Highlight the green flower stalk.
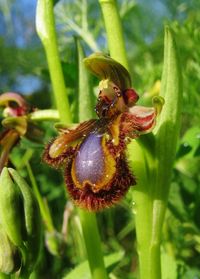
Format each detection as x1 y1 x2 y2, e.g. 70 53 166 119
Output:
36 0 71 123
36 2 108 278
77 41 108 279
76 39 94 121
100 1 182 277
28 109 59 122
130 27 182 279
154 26 182 199
99 0 129 71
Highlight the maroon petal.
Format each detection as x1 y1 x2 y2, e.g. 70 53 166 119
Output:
43 142 76 169
120 106 156 138
42 119 97 168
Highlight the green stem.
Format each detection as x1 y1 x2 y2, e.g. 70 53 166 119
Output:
0 273 10 279
99 2 182 279
36 0 71 123
26 162 55 233
19 267 30 279
77 40 108 279
130 27 182 279
76 39 93 121
128 141 162 279
36 2 107 278
128 138 164 279
79 210 108 279
28 109 59 122
99 0 129 71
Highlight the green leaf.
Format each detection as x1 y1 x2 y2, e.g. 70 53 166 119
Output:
62 251 124 279
0 273 10 279
40 62 77 88
179 126 200 158
154 25 182 199
176 143 192 159
36 0 71 123
61 62 78 88
168 182 188 222
161 252 177 279
180 265 200 279
175 157 200 177
53 0 60 5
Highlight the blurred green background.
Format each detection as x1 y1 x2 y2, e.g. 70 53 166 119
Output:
0 0 200 278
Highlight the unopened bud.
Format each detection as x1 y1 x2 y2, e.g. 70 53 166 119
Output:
0 224 21 274
8 168 42 271
45 231 66 257
0 168 25 247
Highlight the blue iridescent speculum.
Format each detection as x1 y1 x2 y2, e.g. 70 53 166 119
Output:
74 133 105 187
43 53 163 211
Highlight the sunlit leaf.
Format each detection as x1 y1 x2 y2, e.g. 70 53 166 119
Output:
63 251 124 279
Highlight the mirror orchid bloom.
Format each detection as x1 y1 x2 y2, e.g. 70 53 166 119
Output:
43 53 163 211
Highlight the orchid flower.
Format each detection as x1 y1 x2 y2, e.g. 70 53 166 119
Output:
43 53 164 211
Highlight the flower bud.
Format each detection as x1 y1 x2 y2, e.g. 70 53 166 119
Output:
8 168 42 270
0 168 25 247
45 231 66 257
0 224 21 274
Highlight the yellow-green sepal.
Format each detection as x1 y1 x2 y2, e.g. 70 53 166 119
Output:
84 52 131 90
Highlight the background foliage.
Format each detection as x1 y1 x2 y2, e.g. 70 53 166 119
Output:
0 0 200 278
